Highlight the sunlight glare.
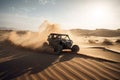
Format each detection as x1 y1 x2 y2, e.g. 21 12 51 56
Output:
91 5 110 21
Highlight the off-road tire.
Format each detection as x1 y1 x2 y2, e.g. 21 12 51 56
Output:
54 45 63 55
43 42 49 47
71 45 79 52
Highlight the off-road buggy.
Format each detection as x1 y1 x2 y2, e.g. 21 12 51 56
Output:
47 33 79 54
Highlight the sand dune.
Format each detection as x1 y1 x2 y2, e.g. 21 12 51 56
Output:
0 34 120 80
0 21 120 80
70 29 120 37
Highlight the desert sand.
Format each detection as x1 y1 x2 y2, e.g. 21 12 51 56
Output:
0 22 120 80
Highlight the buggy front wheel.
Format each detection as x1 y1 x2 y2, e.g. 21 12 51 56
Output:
71 45 79 53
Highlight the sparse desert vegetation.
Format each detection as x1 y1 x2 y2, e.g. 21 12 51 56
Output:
88 39 96 43
102 39 113 45
115 39 120 43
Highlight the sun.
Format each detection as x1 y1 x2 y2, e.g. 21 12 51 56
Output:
61 2 114 30
85 3 113 29
92 9 105 19
91 6 108 21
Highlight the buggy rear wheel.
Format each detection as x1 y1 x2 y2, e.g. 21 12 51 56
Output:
54 45 63 55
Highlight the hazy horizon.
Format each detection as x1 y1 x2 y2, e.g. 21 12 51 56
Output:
0 0 120 31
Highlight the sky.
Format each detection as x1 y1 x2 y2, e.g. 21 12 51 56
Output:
0 0 120 31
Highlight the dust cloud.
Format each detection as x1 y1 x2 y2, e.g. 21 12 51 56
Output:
8 20 63 52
